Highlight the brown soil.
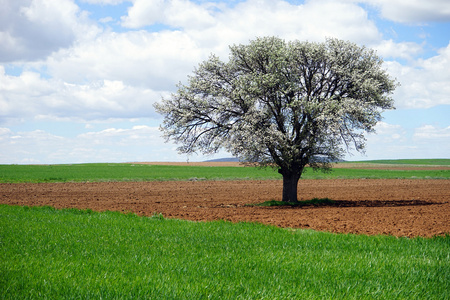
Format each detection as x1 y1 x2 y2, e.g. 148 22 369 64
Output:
2 179 449 238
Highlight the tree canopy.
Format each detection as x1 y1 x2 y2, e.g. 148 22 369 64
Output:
154 37 398 202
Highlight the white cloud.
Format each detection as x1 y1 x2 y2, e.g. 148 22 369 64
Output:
99 16 114 23
3 0 443 126
2 0 449 163
410 125 450 158
385 43 450 109
78 125 162 146
121 0 166 28
173 0 383 61
354 121 450 160
121 0 216 29
0 123 232 163
366 121 408 147
0 127 13 141
121 0 381 51
0 0 100 62
0 125 182 164
372 121 406 136
374 39 423 60
413 125 450 139
363 0 450 23
0 67 162 123
347 121 411 160
295 0 380 43
0 129 65 163
80 0 126 4
45 30 203 90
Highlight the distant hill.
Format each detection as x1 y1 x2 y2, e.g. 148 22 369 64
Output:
204 157 241 162
205 157 346 163
205 157 346 162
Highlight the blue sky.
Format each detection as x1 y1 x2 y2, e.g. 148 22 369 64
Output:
1 0 449 164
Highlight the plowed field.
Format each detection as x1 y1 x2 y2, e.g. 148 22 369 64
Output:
2 179 449 237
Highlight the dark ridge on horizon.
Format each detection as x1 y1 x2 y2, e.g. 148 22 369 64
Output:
204 157 347 163
204 157 241 162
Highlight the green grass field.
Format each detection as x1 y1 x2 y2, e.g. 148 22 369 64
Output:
1 159 449 298
1 205 449 299
348 159 450 166
1 158 449 183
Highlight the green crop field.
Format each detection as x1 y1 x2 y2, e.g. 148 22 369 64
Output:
1 205 449 299
0 163 281 183
1 159 449 298
1 158 449 183
348 159 450 166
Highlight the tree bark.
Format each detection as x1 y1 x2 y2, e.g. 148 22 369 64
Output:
278 169 301 203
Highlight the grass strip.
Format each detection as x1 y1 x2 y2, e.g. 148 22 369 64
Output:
0 163 280 183
1 163 449 183
302 167 450 179
348 159 450 166
1 205 449 299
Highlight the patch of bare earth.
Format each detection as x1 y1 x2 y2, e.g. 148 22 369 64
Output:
1 179 449 237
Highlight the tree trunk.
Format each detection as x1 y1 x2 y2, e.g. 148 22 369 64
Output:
278 169 301 203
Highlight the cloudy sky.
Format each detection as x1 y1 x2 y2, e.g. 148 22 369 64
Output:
1 0 449 164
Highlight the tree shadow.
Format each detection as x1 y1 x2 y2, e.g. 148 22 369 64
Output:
324 199 441 208
263 199 443 209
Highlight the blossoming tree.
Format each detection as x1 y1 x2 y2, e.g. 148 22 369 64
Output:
154 37 397 202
